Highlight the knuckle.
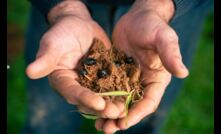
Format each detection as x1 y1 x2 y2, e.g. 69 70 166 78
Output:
157 27 179 45
40 33 53 46
166 30 178 43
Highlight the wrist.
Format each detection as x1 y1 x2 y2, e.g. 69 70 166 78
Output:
132 0 175 22
48 0 91 25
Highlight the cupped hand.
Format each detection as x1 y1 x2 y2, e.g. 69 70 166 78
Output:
26 1 124 119
96 0 189 133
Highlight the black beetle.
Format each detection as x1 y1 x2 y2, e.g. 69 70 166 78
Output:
114 61 121 67
124 57 134 64
83 58 96 65
78 69 88 76
97 69 108 78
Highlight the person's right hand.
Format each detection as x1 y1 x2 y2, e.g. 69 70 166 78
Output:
26 0 125 119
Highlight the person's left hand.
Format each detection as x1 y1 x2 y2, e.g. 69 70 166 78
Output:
94 0 189 133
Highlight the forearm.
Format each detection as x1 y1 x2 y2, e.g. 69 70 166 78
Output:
48 0 91 24
131 0 205 23
29 0 91 25
130 0 175 22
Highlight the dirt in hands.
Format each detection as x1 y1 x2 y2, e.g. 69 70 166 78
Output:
76 38 144 104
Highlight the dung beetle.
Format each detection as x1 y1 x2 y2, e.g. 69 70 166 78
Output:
124 57 134 64
97 69 108 78
83 58 96 65
114 61 121 67
78 69 88 76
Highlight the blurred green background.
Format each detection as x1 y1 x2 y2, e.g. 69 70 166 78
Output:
7 0 214 134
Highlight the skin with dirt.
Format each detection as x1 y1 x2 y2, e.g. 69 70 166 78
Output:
76 38 144 105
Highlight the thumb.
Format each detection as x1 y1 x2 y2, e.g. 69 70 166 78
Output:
26 42 60 79
156 26 189 78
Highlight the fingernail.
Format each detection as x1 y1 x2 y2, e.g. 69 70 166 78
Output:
112 128 120 134
178 63 189 78
178 62 185 69
182 63 189 72
179 63 188 72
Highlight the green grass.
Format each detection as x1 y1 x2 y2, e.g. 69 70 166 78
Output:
7 1 29 133
7 55 27 134
7 0 30 29
7 1 214 133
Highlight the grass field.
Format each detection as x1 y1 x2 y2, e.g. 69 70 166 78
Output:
7 1 214 134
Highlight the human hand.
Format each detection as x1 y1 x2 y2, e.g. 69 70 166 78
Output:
26 1 124 119
95 0 189 133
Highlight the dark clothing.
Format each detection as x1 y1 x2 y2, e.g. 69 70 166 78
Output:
23 0 213 134
29 0 211 23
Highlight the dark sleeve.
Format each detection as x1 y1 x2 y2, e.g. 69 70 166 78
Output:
29 0 62 20
172 0 206 20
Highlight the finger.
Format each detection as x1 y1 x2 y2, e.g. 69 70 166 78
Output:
156 26 189 78
117 82 168 130
95 118 106 131
49 69 106 110
26 37 62 79
26 53 60 79
77 105 97 115
103 120 120 134
113 100 126 118
101 101 120 119
78 100 124 119
78 101 120 119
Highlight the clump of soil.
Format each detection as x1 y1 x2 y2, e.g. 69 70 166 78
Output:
76 38 144 104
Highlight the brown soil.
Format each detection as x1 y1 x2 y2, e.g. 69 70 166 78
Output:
76 38 144 104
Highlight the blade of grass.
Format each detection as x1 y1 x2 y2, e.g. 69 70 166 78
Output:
80 113 99 120
125 94 132 115
96 91 130 96
125 93 132 127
